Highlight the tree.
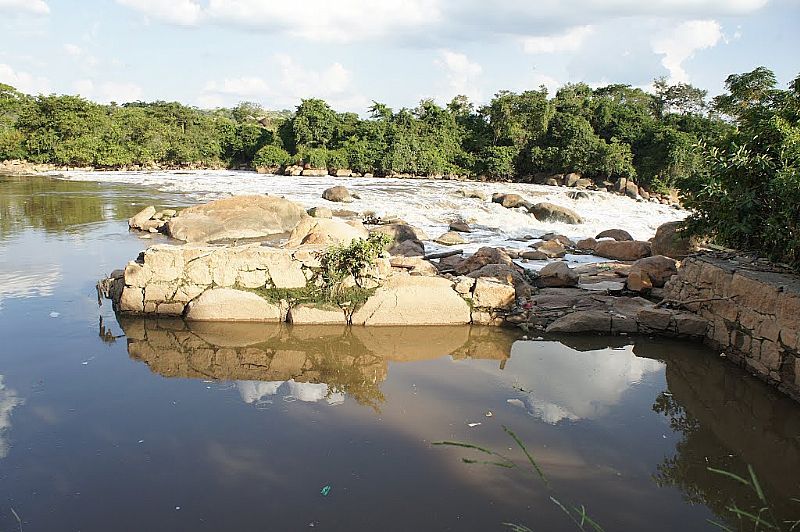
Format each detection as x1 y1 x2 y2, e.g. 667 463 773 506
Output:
290 98 340 149
653 77 708 116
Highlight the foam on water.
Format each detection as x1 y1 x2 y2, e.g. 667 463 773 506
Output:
53 170 685 257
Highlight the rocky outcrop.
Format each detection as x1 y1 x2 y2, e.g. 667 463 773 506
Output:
492 193 531 209
166 195 308 243
663 253 800 401
528 202 583 225
185 288 284 321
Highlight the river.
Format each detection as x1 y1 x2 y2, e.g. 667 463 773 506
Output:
0 172 798 531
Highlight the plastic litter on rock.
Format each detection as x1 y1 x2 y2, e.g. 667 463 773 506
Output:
320 485 331 496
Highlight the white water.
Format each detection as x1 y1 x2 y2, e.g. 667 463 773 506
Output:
53 170 685 260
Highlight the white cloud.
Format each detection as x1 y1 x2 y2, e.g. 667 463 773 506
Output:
522 26 594 54
198 55 369 112
652 19 723 83
434 49 483 103
69 79 144 103
116 0 202 26
0 376 24 459
64 43 83 56
0 63 50 94
0 0 49 15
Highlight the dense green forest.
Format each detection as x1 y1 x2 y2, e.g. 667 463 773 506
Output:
0 73 741 190
1 67 798 267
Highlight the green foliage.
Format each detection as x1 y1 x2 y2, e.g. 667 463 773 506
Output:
680 67 800 270
296 146 329 168
319 233 391 290
252 144 289 169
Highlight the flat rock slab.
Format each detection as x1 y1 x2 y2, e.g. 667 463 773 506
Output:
351 275 471 326
185 288 283 322
166 195 308 243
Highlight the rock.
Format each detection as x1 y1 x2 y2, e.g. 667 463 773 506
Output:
546 310 611 333
595 229 633 241
576 238 597 251
307 206 333 218
651 221 699 260
332 168 353 177
351 275 471 325
520 250 548 260
630 255 677 287
287 304 346 325
302 168 328 177
564 173 581 187
614 178 639 199
286 217 369 247
531 240 566 258
185 288 283 322
129 206 156 229
435 231 467 246
575 179 593 189
637 308 673 331
449 220 472 233
322 186 353 203
389 239 425 257
626 268 653 292
389 256 439 276
567 190 590 200
545 178 560 186
537 262 578 288
492 193 531 209
454 247 513 275
594 240 651 261
466 264 532 299
459 189 488 201
371 222 429 244
528 202 583 224
166 195 307 243
472 277 516 309
540 233 574 247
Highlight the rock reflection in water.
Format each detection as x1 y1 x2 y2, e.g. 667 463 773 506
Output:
634 341 800 526
118 318 516 409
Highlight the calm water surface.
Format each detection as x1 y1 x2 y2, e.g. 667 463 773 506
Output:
1 174 799 531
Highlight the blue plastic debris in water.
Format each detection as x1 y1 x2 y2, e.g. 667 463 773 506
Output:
320 485 331 496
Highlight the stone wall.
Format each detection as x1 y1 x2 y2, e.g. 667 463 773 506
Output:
664 254 800 401
107 243 517 326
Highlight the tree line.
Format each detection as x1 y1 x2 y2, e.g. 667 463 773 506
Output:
1 74 734 190
1 67 798 267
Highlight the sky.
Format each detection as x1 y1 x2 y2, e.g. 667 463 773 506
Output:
0 0 798 114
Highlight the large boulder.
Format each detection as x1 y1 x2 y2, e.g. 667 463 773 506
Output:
531 240 566 258
472 277 516 309
435 231 467 246
594 240 651 261
185 288 283 322
129 206 156 229
322 186 353 203
285 217 369 247
628 255 678 288
528 202 583 224
166 195 307 243
454 247 513 275
596 229 633 241
389 239 425 257
536 262 578 288
651 221 699 260
466 264 532 298
371 222 429 244
492 193 531 209
351 275 471 326
546 310 611 333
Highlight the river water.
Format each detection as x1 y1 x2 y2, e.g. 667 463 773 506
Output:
1 173 799 531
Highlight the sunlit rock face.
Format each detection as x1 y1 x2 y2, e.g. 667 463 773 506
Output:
0 376 24 459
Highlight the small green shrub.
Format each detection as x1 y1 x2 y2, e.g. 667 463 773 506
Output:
320 234 391 293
